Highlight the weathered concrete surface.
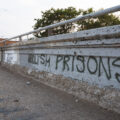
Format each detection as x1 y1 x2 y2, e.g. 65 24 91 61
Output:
0 67 120 120
2 63 120 114
3 25 120 89
1 25 120 114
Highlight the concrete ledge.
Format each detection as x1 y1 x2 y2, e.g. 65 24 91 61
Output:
2 63 120 114
5 25 120 48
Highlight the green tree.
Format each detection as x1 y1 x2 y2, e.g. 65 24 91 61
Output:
33 7 120 37
33 7 82 37
77 8 120 30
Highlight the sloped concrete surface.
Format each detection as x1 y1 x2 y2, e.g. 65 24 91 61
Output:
0 67 120 120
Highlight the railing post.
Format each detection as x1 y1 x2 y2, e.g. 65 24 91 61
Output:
0 47 4 64
4 41 6 47
48 29 53 36
27 35 29 40
19 37 22 42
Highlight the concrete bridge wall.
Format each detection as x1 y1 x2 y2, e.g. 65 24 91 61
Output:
1 25 120 113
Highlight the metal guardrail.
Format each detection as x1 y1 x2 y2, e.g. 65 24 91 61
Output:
1 5 120 44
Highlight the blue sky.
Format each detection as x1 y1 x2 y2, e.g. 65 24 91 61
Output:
0 0 120 38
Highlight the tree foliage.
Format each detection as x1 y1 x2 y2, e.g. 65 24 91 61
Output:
77 8 120 31
34 7 81 37
33 7 120 37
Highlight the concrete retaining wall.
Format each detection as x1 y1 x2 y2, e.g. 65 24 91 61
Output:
1 25 120 113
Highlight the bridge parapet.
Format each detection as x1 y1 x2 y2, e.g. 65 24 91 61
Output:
1 25 120 113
